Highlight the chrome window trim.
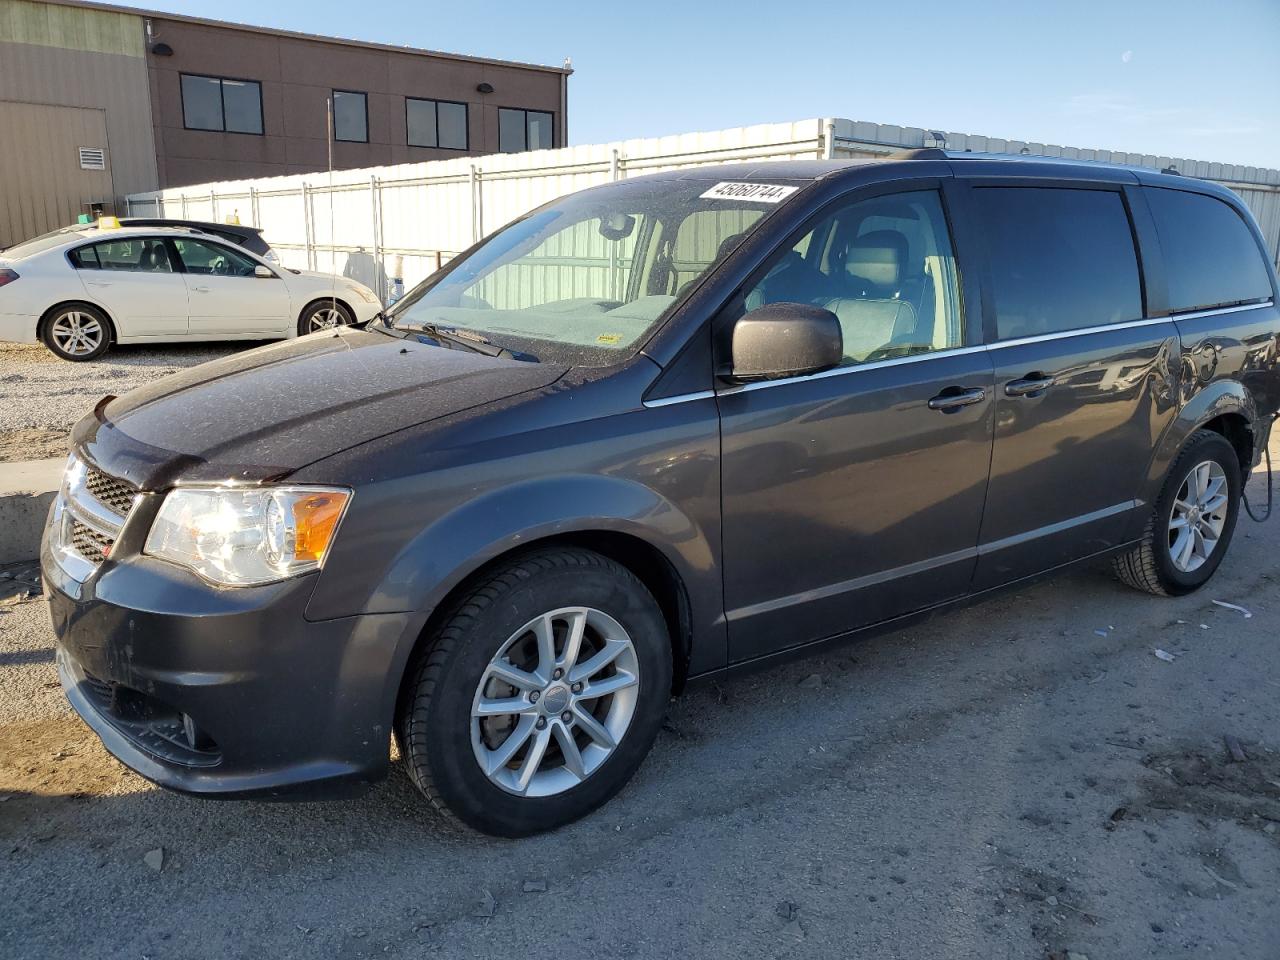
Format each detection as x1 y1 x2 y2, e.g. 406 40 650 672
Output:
669 300 1276 402
1167 300 1273 322
643 390 715 409
987 316 1171 350
718 344 989 395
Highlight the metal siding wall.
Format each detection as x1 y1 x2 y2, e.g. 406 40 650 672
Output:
0 100 114 245
126 117 1280 291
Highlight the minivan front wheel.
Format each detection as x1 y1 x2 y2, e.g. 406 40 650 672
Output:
396 548 672 836
1113 429 1242 596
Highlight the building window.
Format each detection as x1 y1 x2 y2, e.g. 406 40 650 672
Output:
332 90 368 143
498 108 554 153
181 74 263 134
406 98 468 150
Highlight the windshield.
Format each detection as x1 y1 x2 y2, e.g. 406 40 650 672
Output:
387 177 805 365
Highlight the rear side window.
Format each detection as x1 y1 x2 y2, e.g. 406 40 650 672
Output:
69 245 100 269
975 187 1142 340
1146 188 1273 313
83 238 174 273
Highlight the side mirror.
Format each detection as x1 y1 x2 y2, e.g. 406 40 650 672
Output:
254 264 275 278
727 302 843 382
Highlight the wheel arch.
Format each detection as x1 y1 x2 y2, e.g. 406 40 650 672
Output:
1140 380 1258 510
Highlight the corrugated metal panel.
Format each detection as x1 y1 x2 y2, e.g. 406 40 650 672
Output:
0 0 143 56
127 117 1280 292
0 99 114 246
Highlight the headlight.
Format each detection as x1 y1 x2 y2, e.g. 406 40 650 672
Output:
144 485 351 586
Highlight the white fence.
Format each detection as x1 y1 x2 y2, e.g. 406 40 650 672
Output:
126 117 1280 301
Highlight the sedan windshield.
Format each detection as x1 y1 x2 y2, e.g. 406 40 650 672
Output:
387 177 805 365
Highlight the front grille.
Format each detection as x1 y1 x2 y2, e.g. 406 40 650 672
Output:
85 469 136 517
70 519 112 563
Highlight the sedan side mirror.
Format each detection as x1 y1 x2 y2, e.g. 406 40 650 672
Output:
254 264 275 278
727 302 843 382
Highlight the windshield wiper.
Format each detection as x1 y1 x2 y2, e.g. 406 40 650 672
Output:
411 322 538 362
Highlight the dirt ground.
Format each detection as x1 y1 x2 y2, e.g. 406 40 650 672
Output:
1 463 1278 959
0 342 245 462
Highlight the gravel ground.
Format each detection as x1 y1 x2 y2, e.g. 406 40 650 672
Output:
0 342 249 461
1 450 1278 959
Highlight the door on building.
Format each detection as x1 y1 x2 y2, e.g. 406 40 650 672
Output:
0 100 115 248
169 237 291 335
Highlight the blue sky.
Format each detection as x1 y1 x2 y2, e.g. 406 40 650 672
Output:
128 0 1279 167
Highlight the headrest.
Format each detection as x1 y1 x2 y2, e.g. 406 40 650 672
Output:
845 230 906 289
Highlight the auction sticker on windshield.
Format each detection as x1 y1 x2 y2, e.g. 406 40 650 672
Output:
700 182 799 203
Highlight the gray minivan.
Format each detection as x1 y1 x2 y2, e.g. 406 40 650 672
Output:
44 152 1280 835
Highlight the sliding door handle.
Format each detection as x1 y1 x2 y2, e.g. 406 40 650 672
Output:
1005 374 1055 397
927 387 987 411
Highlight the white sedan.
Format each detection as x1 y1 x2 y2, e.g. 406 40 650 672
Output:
0 225 382 360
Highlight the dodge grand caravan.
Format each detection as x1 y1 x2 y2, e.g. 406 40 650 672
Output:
44 153 1280 836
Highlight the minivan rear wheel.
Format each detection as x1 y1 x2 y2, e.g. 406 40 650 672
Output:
396 548 672 836
1113 429 1242 596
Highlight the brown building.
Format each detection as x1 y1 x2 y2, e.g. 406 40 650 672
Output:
0 0 571 245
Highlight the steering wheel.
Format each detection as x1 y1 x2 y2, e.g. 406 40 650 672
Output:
211 257 230 276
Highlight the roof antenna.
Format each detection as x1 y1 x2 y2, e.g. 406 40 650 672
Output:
327 95 339 335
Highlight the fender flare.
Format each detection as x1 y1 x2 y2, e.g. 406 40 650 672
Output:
372 473 715 616
363 473 724 717
1139 379 1257 509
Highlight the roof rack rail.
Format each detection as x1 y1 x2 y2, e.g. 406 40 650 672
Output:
886 148 949 161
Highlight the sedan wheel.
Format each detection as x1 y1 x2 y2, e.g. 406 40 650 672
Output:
299 300 354 335
42 305 111 361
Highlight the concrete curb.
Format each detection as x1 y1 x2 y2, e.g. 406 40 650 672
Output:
0 458 63 563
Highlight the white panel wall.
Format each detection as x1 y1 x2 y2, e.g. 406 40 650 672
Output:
126 116 1280 299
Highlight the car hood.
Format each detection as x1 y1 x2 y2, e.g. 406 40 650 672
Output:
72 328 566 489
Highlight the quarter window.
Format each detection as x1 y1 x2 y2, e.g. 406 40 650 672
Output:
498 108 554 153
172 238 258 277
74 238 173 272
1146 188 1273 313
742 190 964 365
975 187 1142 340
181 75 263 135
407 98 468 150
333 91 368 143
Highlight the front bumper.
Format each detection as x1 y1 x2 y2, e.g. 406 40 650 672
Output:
43 522 417 799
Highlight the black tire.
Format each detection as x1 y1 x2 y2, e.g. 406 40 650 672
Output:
40 303 112 361
297 299 354 336
396 548 672 837
1113 429 1242 596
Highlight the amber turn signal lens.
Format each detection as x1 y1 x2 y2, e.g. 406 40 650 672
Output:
291 490 350 562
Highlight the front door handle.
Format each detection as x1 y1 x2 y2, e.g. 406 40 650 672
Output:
1005 374 1056 397
191 285 210 293
927 386 987 411
84 280 112 287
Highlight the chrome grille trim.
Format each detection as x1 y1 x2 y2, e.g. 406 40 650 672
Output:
85 469 137 517
49 456 136 583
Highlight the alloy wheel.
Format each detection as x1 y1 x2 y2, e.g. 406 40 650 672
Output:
50 311 104 357
470 606 640 798
1168 459 1228 573
307 305 344 332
